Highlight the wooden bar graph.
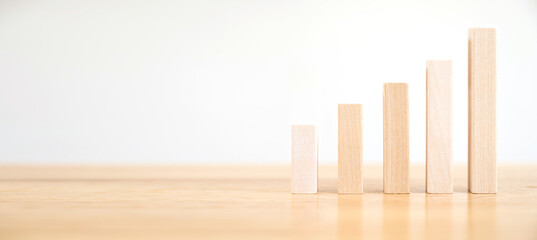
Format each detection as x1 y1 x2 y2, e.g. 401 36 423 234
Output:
383 83 409 194
286 27 498 195
291 125 318 193
426 60 453 193
338 104 363 194
468 28 497 194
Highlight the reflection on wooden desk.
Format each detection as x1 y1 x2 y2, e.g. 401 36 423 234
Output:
0 165 536 240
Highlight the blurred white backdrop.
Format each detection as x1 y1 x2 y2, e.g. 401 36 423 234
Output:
1 0 536 165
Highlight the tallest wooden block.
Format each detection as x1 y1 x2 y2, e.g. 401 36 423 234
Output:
468 28 497 193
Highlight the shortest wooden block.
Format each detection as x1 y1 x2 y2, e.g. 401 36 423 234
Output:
291 125 318 193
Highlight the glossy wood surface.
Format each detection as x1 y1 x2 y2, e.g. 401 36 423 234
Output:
1 165 536 240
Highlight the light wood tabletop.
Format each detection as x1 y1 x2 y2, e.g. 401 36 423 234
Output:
1 165 536 240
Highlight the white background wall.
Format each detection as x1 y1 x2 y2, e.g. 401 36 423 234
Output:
1 0 536 165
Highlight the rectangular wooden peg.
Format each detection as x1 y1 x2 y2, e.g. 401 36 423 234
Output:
468 28 497 194
383 83 409 194
338 104 363 194
426 60 453 193
291 125 318 193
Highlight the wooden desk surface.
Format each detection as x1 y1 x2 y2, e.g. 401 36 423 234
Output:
1 165 536 240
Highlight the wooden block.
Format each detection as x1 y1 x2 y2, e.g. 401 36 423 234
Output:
426 60 453 193
338 104 363 194
291 125 318 193
383 83 409 194
468 28 497 193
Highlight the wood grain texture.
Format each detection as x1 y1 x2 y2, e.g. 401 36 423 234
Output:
426 60 453 193
338 104 363 194
468 28 497 194
1 165 537 240
291 125 318 193
383 83 409 194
